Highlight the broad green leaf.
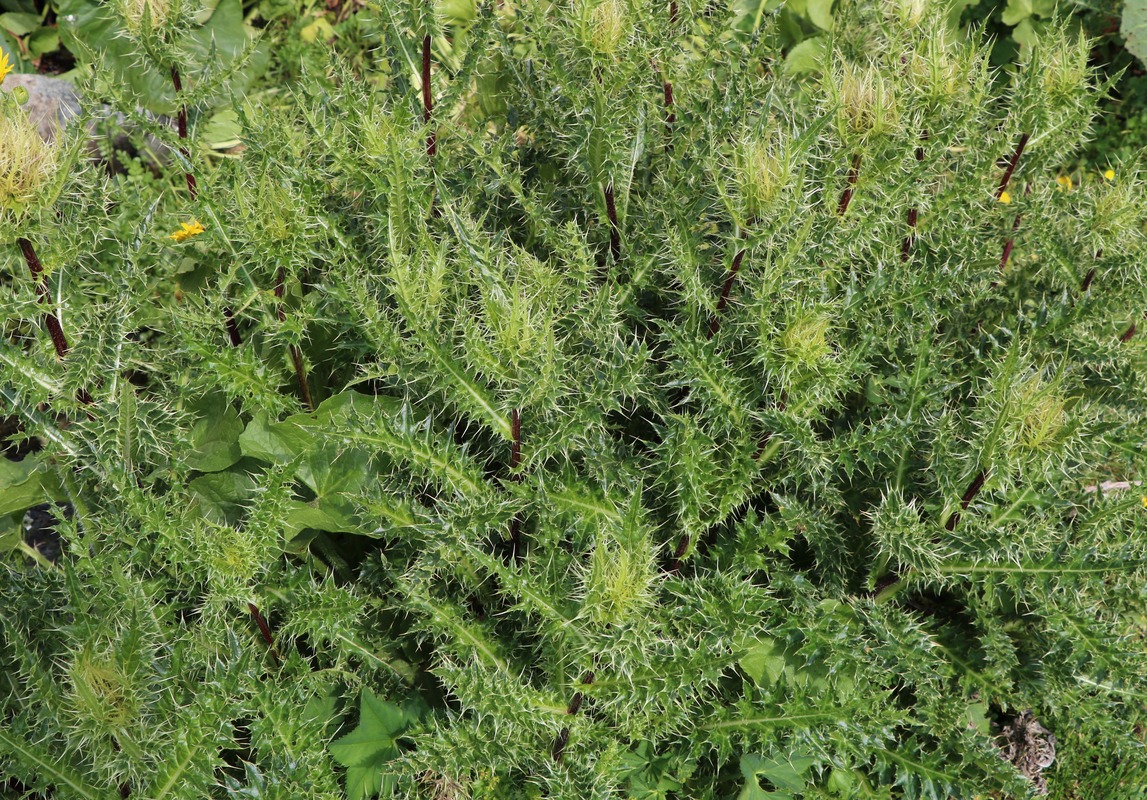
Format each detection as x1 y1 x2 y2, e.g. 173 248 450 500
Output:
201 109 243 150
0 11 39 35
740 638 788 687
184 394 244 472
26 26 58 56
329 689 407 768
806 0 833 31
239 414 316 464
329 690 415 799
1001 0 1032 26
189 471 258 524
297 444 371 499
0 456 48 516
1124 0 1147 65
738 753 816 800
784 37 826 75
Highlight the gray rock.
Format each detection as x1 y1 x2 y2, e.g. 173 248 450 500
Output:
1 71 169 163
1 73 82 141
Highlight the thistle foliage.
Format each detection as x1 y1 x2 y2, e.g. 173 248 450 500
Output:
1 2 1146 799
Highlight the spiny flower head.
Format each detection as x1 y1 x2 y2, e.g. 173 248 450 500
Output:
169 220 205 242
116 0 183 35
578 0 630 57
734 131 793 222
831 60 899 140
0 107 59 216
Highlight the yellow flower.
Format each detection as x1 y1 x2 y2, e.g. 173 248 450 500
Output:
0 49 12 87
998 190 1012 204
1142 496 1147 509
1104 169 1115 181
169 220 205 242
1056 175 1072 191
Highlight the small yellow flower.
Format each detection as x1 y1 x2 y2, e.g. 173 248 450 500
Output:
1104 169 1115 181
998 190 1012 204
169 220 205 242
0 49 12 87
1056 175 1073 191
1141 496 1147 509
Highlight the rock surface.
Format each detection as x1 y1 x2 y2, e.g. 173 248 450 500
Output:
1 73 84 141
1 71 168 162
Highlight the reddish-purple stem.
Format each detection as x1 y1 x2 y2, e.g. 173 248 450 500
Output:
551 728 570 762
552 671 594 761
604 184 620 261
1080 268 1096 293
170 67 197 200
274 266 314 411
666 533 690 574
669 0 678 25
838 154 861 215
1119 321 1137 343
945 469 987 532
708 246 746 338
422 35 436 158
996 133 1029 200
999 216 1021 271
901 141 925 261
248 603 281 664
224 307 243 346
18 238 70 359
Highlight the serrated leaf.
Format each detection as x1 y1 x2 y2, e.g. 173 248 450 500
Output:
805 0 833 30
184 394 244 472
738 752 816 799
329 689 407 769
0 11 39 35
784 37 826 75
740 638 789 687
239 414 316 464
1001 0 1032 26
0 456 48 516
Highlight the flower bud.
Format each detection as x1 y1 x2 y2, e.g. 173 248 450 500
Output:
783 311 832 367
735 133 791 221
580 0 630 57
0 107 59 216
833 61 898 139
116 0 176 35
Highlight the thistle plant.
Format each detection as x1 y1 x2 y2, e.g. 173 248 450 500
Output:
2 1 1147 799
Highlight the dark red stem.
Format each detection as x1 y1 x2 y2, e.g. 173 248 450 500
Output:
708 245 746 338
604 184 620 261
838 154 861 215
666 533 689 574
275 266 314 411
170 67 198 200
1080 268 1096 293
945 469 987 531
901 141 925 261
247 603 281 664
552 671 594 761
996 133 1029 200
224 307 243 346
18 237 70 360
